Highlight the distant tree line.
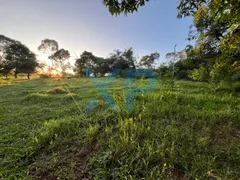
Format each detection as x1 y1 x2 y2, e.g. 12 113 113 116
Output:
0 35 160 79
74 48 159 77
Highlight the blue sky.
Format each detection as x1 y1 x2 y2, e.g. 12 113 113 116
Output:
0 0 193 64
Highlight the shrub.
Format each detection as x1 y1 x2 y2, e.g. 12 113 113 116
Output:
189 66 209 82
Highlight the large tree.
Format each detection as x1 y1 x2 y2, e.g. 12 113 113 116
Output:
178 0 240 82
49 48 71 76
38 39 72 77
0 35 16 53
20 52 39 79
2 42 38 79
0 35 18 78
75 51 96 77
108 48 136 70
38 39 59 66
92 57 111 77
38 39 59 76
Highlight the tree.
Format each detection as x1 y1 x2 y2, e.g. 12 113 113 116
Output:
49 48 71 76
3 42 38 79
0 35 16 56
38 39 72 77
38 39 59 63
0 62 12 79
157 64 169 77
139 52 160 69
35 62 47 74
75 51 96 77
74 49 137 78
38 39 59 76
178 0 240 83
20 52 39 79
109 48 136 69
92 57 111 77
0 35 18 78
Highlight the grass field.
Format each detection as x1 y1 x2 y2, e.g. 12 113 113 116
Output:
0 78 240 179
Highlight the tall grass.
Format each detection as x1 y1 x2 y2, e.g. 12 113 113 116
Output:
0 78 239 179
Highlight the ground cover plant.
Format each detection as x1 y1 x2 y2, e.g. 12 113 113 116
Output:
0 78 239 179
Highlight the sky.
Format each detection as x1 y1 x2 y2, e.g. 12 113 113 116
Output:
0 0 193 65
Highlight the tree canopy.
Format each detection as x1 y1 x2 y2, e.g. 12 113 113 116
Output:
139 52 160 69
38 39 71 77
103 0 150 15
1 40 38 79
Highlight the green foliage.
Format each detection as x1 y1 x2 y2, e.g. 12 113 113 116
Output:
190 66 209 82
215 82 240 93
103 0 150 15
108 48 136 70
36 117 85 146
233 82 240 92
1 40 38 79
75 51 96 77
177 0 240 83
139 52 160 69
38 39 71 77
38 39 59 55
49 48 71 76
177 0 207 18
0 35 39 79
75 48 137 78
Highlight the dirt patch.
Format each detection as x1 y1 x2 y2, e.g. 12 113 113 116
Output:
29 141 98 180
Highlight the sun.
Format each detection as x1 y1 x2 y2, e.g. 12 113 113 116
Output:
51 69 58 75
37 53 51 66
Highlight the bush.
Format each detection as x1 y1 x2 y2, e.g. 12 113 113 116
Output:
189 66 209 82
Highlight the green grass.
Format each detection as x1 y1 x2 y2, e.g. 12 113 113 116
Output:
0 78 239 179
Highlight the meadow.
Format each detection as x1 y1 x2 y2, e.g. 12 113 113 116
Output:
0 78 240 179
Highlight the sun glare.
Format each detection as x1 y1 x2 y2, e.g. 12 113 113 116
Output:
51 69 58 75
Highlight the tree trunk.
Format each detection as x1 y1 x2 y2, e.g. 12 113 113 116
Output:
27 72 30 80
14 72 17 79
80 68 83 78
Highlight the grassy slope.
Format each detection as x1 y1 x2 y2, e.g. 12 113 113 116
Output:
0 78 239 179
